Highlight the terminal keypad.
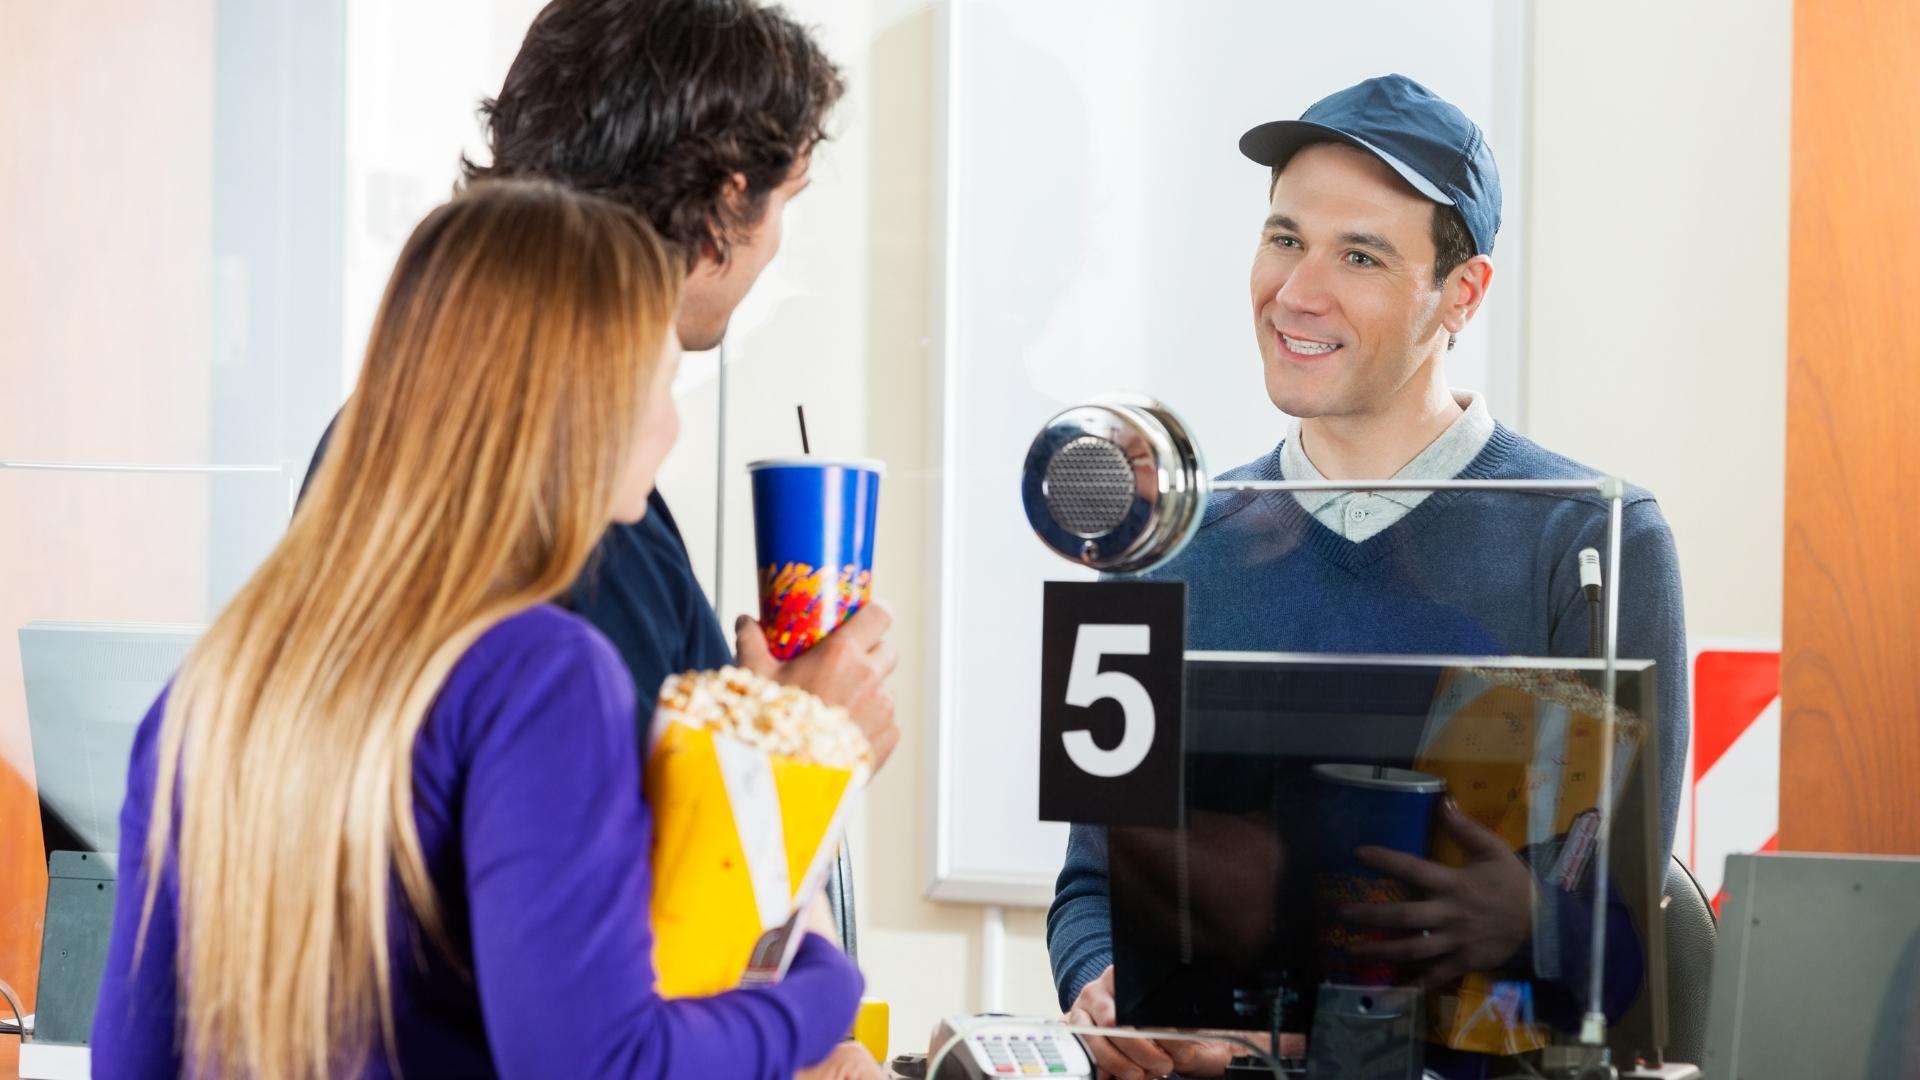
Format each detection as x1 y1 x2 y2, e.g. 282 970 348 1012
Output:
969 1032 1075 1074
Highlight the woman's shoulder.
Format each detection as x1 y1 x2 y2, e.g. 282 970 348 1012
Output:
466 599 622 661
443 603 636 726
471 602 616 658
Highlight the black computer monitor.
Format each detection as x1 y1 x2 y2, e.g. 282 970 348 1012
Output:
1107 652 1667 1064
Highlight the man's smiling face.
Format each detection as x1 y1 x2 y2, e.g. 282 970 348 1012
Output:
1250 141 1454 420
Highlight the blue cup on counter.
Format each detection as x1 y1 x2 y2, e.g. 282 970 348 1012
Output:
747 457 884 661
1312 763 1446 986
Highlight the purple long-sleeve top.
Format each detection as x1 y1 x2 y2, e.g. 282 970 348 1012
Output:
91 603 863 1078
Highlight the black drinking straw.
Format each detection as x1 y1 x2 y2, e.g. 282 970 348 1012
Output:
797 405 812 454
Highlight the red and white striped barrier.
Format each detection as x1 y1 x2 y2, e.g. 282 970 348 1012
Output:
1677 644 1781 909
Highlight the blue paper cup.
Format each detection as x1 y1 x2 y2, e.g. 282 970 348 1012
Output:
747 457 884 661
1312 764 1445 986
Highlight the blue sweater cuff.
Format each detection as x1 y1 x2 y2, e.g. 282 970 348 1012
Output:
1063 950 1114 1011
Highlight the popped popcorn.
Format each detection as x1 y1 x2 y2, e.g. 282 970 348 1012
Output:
656 666 873 772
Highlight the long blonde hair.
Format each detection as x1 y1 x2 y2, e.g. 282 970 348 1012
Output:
142 179 682 1078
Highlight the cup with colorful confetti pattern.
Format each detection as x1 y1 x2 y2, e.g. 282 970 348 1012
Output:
1312 763 1445 987
747 457 883 661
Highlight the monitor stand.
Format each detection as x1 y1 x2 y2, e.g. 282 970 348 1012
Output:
20 851 114 1080
1221 979 1301 1077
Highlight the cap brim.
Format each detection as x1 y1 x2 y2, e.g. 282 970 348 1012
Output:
1238 119 1454 206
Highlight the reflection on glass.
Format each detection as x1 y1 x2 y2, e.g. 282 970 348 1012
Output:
927 1016 1286 1079
1104 653 1664 1074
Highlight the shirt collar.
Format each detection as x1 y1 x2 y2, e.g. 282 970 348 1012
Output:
1279 390 1495 503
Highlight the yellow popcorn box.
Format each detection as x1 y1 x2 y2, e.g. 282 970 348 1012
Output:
646 667 871 998
1413 666 1647 1056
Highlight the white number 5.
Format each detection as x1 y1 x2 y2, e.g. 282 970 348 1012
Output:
1062 624 1155 778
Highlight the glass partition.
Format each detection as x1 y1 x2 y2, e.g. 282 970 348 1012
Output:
1024 475 1684 1076
0 6 356 1062
0 3 710 1063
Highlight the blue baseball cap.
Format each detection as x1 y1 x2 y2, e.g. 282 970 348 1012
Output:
1239 74 1502 256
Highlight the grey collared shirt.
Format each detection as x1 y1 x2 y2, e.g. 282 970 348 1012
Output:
1281 390 1495 542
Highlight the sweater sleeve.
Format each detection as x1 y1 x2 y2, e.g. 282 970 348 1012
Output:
89 693 185 1079
1621 500 1690 862
1548 497 1690 861
461 627 862 1078
1046 823 1115 1012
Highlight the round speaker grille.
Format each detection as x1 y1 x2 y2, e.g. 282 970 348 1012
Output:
1045 436 1136 537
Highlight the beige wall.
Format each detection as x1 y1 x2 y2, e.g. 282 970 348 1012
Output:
1526 1 1792 647
0 3 217 1073
0 0 216 776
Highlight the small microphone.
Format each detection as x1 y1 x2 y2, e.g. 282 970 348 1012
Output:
1043 435 1137 539
1578 548 1602 601
1579 547 1604 659
1022 395 1207 573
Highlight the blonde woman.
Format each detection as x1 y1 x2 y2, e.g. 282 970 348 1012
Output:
90 180 864 1078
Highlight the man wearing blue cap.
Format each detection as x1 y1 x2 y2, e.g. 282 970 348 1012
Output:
1048 75 1688 1079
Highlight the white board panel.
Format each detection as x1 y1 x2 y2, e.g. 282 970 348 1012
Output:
927 0 1531 905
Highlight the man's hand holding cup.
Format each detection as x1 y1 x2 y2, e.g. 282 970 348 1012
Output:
737 603 899 769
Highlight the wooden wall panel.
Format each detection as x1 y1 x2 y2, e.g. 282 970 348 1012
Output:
1781 0 1920 853
0 765 39 1079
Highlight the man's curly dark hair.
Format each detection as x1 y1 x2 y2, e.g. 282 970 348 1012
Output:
463 0 844 268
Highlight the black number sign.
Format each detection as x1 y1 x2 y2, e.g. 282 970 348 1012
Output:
1038 580 1185 826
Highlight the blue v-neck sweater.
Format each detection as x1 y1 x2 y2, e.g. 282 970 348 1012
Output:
1047 423 1689 1018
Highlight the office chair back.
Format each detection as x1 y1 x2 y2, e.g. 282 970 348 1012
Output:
1662 852 1717 1065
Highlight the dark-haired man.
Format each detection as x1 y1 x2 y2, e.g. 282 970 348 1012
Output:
452 0 900 760
462 0 841 353
1047 75 1689 1080
303 8 893 1074
310 0 897 762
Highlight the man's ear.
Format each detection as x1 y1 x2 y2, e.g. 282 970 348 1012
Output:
1441 254 1495 336
693 172 753 267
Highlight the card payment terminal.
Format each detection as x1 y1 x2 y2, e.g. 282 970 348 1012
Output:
910 1016 1094 1078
